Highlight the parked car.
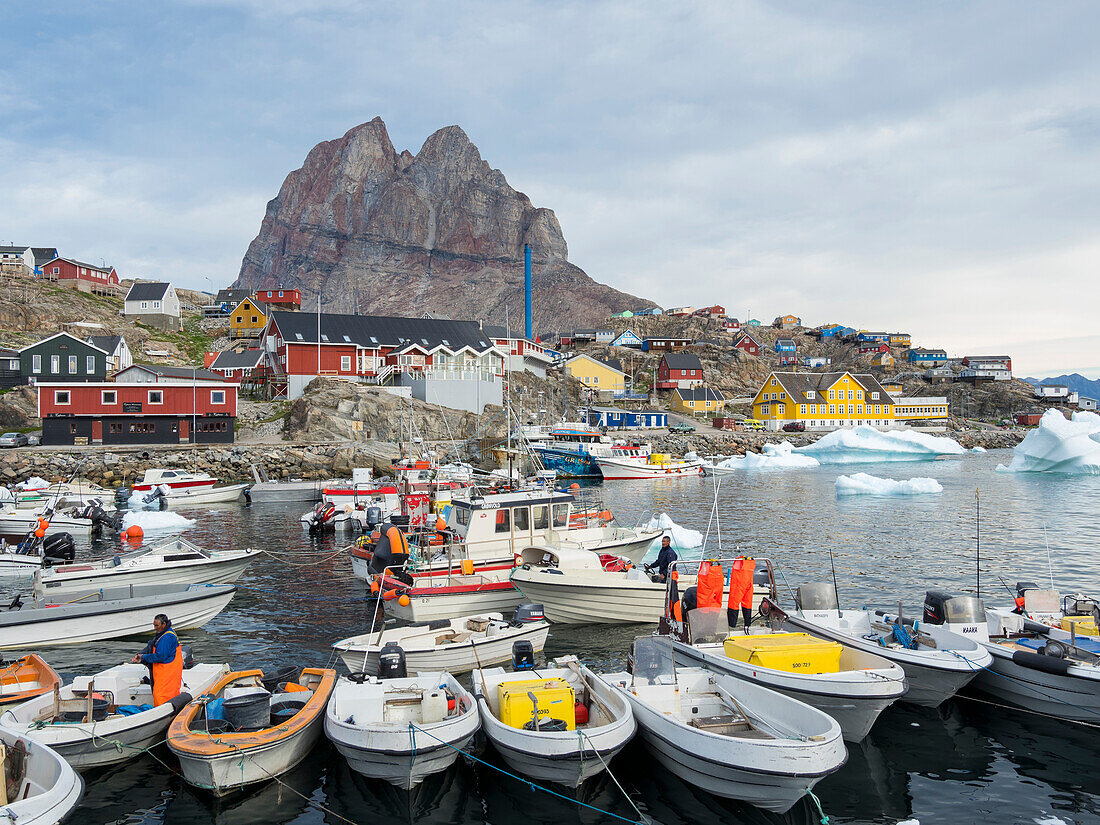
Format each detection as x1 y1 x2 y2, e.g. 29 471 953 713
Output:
669 423 695 434
0 433 28 448
782 422 806 432
25 434 40 446
741 419 766 431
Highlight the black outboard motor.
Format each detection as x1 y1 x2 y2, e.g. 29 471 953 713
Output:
307 502 338 534
923 590 954 625
512 604 545 625
180 645 195 669
511 640 535 671
82 502 118 535
378 642 407 679
42 532 76 566
114 486 132 506
365 506 383 531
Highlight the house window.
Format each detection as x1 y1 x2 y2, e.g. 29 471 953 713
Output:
32 355 41 374
54 390 70 405
210 390 226 405
52 266 59 275
50 355 59 373
806 391 815 399
341 356 351 371
148 390 163 405
70 423 78 434
829 390 834 400
84 355 94 373
761 404 769 416
102 390 116 404
779 392 786 400
592 377 598 384
777 404 785 414
829 405 835 414
153 301 160 309
857 405 863 414
884 405 891 415
251 316 258 324
235 316 243 324
800 404 807 414
771 378 776 386
278 291 284 297
848 405 854 414
810 404 817 414
141 302 148 309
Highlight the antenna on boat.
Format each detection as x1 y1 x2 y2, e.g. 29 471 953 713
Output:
1044 522 1055 591
828 547 840 611
975 488 981 599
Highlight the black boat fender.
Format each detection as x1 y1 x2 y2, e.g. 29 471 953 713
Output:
168 692 194 712
1012 649 1072 676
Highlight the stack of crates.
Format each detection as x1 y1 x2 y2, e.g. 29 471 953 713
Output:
723 632 842 674
1061 616 1099 636
498 678 575 730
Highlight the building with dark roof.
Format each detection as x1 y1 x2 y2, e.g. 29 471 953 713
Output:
86 334 133 372
481 324 553 377
656 353 704 390
670 387 726 416
123 282 181 331
207 349 265 382
115 364 225 383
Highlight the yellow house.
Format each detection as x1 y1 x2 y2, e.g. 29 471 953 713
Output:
889 333 911 348
752 371 897 431
671 387 726 416
563 354 626 393
871 352 894 369
880 382 903 395
229 297 268 339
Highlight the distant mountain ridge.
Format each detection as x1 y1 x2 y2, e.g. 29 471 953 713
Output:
1023 373 1100 399
233 117 649 331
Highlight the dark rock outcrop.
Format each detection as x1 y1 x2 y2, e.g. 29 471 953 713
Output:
234 118 646 331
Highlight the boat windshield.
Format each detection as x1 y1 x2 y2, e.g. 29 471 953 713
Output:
686 608 729 645
944 596 985 624
632 636 676 687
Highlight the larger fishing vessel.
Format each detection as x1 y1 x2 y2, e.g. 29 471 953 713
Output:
529 423 650 478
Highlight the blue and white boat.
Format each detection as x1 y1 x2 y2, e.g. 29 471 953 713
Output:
531 423 650 478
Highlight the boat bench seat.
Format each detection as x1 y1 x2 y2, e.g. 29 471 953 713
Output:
435 631 473 645
689 714 773 739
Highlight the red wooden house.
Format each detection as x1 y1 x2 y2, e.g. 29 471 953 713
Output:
732 332 761 356
38 381 238 445
858 342 891 355
255 288 302 310
694 305 726 317
40 257 120 294
656 353 704 390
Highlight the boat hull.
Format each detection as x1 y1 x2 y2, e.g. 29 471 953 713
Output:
594 457 703 480
510 571 670 624
386 586 523 623
35 553 255 598
0 730 84 824
970 643 1100 720
247 481 322 503
530 447 601 478
162 484 248 505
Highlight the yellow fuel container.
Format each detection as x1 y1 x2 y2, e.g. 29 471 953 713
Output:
723 633 843 674
497 678 576 730
1061 616 1099 635
647 454 668 465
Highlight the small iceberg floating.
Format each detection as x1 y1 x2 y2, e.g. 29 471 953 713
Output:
835 473 943 496
645 512 703 549
796 425 965 464
708 442 820 472
121 511 196 533
997 410 1100 475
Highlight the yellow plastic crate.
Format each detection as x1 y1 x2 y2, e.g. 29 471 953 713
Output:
498 678 575 730
647 454 669 465
1061 616 1099 636
723 632 843 674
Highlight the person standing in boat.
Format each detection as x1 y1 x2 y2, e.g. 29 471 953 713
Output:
646 536 677 583
131 613 183 706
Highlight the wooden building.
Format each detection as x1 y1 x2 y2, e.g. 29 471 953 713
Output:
20 333 107 384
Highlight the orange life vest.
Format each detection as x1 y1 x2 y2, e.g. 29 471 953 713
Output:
696 561 724 609
150 630 183 706
727 557 756 611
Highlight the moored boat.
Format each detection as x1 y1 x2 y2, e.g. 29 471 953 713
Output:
593 453 704 480
131 469 218 493
0 655 61 706
380 570 522 623
1 661 230 768
247 465 323 503
168 667 336 795
0 727 83 823
596 636 847 813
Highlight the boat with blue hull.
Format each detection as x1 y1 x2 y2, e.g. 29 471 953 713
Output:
531 423 650 478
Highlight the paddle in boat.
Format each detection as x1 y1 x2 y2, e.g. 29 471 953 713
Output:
596 636 847 814
2 659 230 769
473 649 636 787
332 605 550 675
771 582 992 707
325 648 480 789
0 727 84 823
0 655 61 707
168 667 336 795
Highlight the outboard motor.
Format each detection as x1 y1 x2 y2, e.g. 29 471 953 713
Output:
511 640 535 671
307 502 338 534
143 485 169 509
83 502 118 535
180 645 195 669
923 590 953 624
365 506 383 531
512 604 545 625
42 532 76 565
378 642 407 679
113 486 132 506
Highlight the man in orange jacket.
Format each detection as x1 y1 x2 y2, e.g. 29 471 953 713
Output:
131 614 183 706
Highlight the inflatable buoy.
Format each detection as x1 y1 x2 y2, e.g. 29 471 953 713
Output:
435 516 447 531
570 483 580 490
397 594 411 607
382 589 397 601
126 524 144 539
369 580 380 594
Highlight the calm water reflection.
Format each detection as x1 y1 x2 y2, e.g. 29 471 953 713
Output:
31 449 1100 824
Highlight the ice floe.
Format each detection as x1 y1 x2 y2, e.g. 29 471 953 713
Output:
645 512 703 549
795 425 965 464
971 446 987 453
835 472 943 496
711 442 821 470
121 511 196 532
997 409 1100 475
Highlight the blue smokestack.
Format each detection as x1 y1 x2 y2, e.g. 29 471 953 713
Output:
524 244 533 340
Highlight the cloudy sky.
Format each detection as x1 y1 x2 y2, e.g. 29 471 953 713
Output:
3 2 1098 377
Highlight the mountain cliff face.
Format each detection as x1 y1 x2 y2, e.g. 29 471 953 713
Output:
234 118 646 331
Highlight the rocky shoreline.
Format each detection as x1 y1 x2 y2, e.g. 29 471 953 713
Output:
650 427 1023 456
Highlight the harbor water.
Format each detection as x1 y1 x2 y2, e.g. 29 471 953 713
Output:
36 448 1100 825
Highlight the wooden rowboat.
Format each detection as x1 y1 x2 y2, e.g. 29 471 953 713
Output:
0 655 61 706
168 667 336 796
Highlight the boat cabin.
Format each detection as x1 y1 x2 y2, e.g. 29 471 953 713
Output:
448 489 576 552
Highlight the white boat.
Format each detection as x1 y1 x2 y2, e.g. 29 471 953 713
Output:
510 545 691 625
332 610 551 675
594 453 704 480
33 538 258 599
325 670 480 788
924 587 1100 720
0 583 236 650
132 469 218 493
0 506 98 537
168 667 336 795
0 548 46 577
1 661 230 768
0 727 83 823
473 656 636 787
597 636 847 814
145 483 249 505
773 583 992 707
15 482 116 510
247 465 323 503
665 604 906 742
381 570 523 623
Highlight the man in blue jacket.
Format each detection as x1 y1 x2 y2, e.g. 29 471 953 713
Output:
645 536 677 582
131 613 183 706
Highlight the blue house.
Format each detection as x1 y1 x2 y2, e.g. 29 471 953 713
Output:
819 325 844 339
857 331 890 343
635 307 663 316
610 330 644 348
586 407 668 429
908 347 948 365
774 338 796 353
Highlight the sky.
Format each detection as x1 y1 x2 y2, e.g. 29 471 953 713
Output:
2 1 1098 378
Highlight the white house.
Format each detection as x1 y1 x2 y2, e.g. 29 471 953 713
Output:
1079 396 1098 411
610 330 644 348
1034 384 1069 399
86 334 133 373
123 281 181 331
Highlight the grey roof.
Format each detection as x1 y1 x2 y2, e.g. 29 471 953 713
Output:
31 248 58 265
0 246 28 254
910 348 948 356
87 335 123 354
661 353 703 370
675 387 725 402
234 296 267 313
210 349 265 370
573 329 597 336
269 311 496 352
0 348 18 358
59 257 113 273
121 364 222 381
764 372 896 405
125 281 171 301
215 288 251 305
601 358 624 373
776 338 796 346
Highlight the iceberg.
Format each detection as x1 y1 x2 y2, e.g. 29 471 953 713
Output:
121 511 196 532
712 442 820 470
997 409 1100 475
835 472 943 496
796 425 966 464
645 512 703 550
971 446 987 453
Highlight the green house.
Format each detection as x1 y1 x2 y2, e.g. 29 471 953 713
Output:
20 333 108 383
